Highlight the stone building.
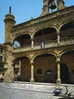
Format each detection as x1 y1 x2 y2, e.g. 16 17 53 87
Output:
1 0 74 84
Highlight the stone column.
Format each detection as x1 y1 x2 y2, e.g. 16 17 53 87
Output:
57 31 60 44
18 60 21 76
31 35 34 48
30 60 34 82
31 39 34 48
56 55 61 85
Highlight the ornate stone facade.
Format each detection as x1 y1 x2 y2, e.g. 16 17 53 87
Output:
0 0 74 84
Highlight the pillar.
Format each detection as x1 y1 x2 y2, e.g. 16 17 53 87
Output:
56 55 61 85
30 60 34 82
18 60 21 76
57 30 60 44
31 36 34 48
31 39 34 48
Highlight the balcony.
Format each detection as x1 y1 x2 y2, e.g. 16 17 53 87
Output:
13 38 74 53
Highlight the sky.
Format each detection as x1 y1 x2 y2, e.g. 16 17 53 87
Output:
0 0 74 43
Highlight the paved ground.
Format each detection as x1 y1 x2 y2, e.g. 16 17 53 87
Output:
0 82 74 99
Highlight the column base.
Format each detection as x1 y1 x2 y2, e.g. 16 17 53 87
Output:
56 79 61 85
30 79 34 83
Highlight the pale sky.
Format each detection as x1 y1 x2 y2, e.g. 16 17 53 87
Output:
0 0 74 43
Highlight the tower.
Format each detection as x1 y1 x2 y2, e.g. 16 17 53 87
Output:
41 0 65 16
3 7 15 82
57 0 65 10
41 0 50 15
4 7 16 43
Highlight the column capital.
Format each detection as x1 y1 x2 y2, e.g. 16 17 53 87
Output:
31 35 34 40
56 29 60 34
29 54 34 61
56 55 61 63
30 59 34 65
54 49 62 55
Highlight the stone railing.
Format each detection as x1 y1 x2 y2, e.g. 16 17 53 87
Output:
13 39 74 53
60 38 74 46
13 40 57 53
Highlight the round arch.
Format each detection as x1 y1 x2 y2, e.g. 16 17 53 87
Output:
33 53 57 83
34 28 57 46
33 26 58 36
13 34 31 48
13 56 31 82
60 50 74 84
60 21 74 40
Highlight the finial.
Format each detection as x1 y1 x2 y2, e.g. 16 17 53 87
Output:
9 6 12 14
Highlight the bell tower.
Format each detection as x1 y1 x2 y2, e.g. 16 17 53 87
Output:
4 7 16 43
57 0 65 10
41 0 50 16
41 0 65 16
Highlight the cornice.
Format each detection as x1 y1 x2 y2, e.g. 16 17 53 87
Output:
13 6 74 33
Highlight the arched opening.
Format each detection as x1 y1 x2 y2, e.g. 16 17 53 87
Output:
60 63 70 84
13 34 31 48
13 57 31 82
60 50 74 84
60 21 74 40
34 54 56 83
34 28 57 47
